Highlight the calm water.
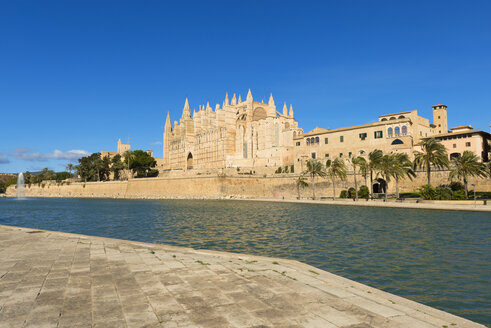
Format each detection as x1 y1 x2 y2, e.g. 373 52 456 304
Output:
0 198 489 325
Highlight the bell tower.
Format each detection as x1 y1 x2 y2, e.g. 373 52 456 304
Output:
432 104 448 134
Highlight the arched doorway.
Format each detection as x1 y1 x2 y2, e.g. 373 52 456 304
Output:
373 178 387 194
187 153 193 170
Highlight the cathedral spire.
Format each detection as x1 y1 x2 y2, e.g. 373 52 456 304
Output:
282 103 288 116
246 89 253 102
268 93 275 107
238 94 242 103
289 104 294 117
231 93 237 105
165 112 171 129
224 93 229 106
206 101 212 112
182 98 191 118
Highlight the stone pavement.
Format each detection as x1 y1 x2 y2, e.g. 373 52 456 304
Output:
0 225 485 328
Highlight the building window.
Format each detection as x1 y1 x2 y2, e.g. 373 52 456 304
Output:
306 139 310 145
360 150 365 155
339 153 343 157
388 127 393 137
348 152 352 157
325 153 329 158
453 144 456 148
311 152 316 159
438 116 440 119
340 136 344 142
359 133 367 140
374 131 383 139
296 141 300 146
402 126 407 136
324 137 328 144
466 142 471 147
395 127 400 136
315 136 319 143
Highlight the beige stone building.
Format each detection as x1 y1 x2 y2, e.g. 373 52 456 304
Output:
163 90 302 171
433 126 490 162
292 105 446 170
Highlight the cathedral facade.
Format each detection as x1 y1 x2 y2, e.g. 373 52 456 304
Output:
163 90 302 170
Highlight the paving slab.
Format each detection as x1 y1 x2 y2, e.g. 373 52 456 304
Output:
0 224 485 328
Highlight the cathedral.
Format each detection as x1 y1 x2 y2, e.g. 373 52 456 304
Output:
163 90 302 170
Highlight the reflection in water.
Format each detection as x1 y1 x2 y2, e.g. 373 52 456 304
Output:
0 198 489 325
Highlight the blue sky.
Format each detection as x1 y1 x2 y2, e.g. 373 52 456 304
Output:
1 0 490 173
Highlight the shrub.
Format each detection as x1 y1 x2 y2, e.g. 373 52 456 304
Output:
453 190 466 200
347 187 356 199
448 181 464 192
358 185 369 199
339 190 348 199
290 165 294 173
435 186 453 200
419 184 436 200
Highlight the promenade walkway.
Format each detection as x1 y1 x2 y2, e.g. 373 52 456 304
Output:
0 225 485 328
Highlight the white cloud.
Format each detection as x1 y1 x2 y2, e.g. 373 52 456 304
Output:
151 141 162 145
0 154 9 164
10 148 90 162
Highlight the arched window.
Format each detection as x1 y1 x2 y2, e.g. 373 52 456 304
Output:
360 150 365 155
381 118 388 121
395 127 400 136
310 137 315 144
306 139 310 145
391 139 404 145
315 137 319 143
450 152 461 160
388 127 393 137
389 117 396 120
402 126 407 136
398 115 405 119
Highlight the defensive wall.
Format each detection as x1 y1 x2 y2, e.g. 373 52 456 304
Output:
6 169 491 199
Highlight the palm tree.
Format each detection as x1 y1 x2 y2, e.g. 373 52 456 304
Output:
295 174 309 199
449 151 488 199
392 153 416 199
66 164 74 177
413 138 449 185
377 155 396 201
359 159 369 188
349 156 366 201
368 149 383 198
303 160 326 200
326 158 347 200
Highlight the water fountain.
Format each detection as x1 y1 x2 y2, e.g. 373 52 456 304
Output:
16 172 25 199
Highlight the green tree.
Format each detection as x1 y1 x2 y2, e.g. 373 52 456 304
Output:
448 150 487 199
349 156 366 201
111 154 126 180
326 158 347 200
392 153 416 199
413 138 449 185
124 150 157 178
295 174 309 199
368 149 383 198
303 160 326 200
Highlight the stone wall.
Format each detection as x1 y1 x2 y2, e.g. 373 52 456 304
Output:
6 169 491 199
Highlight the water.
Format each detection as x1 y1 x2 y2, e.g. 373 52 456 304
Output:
0 198 489 325
16 173 25 198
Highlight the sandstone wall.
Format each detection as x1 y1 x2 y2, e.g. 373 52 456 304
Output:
6 169 491 199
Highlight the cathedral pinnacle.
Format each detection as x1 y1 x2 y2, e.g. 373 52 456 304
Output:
165 112 171 128
224 93 229 106
231 93 237 105
182 98 191 118
289 104 294 117
238 94 242 103
282 103 288 116
246 89 253 102
268 94 275 107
